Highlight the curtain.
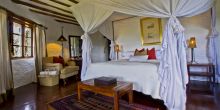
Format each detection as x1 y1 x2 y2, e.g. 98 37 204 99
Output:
88 0 213 17
158 17 188 110
208 7 220 83
71 0 214 109
70 2 113 79
98 20 116 60
35 25 46 79
0 9 14 104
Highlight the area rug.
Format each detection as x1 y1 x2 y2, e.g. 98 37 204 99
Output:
49 92 158 110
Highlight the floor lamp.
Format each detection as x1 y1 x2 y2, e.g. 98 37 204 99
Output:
57 27 67 57
188 37 197 64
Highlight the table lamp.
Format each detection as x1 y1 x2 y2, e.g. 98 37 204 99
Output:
188 37 197 64
57 27 67 57
114 44 120 60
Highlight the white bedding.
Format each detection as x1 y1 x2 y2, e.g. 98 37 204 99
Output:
83 61 161 99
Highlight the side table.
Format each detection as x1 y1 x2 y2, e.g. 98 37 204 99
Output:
187 63 215 94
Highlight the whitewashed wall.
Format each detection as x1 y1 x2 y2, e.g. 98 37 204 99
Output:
0 0 83 88
180 10 211 63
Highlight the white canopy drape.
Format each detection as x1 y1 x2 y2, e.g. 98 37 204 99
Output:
98 20 116 60
90 0 213 17
70 2 113 79
0 9 13 103
208 6 220 83
70 0 214 109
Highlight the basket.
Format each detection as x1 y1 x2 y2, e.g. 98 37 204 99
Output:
38 71 59 86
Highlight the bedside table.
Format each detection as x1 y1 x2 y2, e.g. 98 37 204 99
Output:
187 63 215 95
187 63 215 84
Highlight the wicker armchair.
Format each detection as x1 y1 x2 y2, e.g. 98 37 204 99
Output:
42 57 79 85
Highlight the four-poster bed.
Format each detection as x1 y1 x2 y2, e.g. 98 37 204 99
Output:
69 0 217 110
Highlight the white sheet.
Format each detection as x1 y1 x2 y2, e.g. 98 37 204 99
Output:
83 61 161 99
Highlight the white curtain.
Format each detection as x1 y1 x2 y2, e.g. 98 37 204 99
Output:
0 9 13 103
158 17 188 110
71 0 214 109
208 7 220 83
89 0 213 17
98 20 116 60
35 25 46 76
70 2 113 79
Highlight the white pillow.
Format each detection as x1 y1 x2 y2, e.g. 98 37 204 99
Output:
156 50 162 60
129 55 148 62
121 51 134 59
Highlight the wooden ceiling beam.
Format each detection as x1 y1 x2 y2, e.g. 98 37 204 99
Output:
54 19 78 24
55 19 80 26
29 9 77 22
49 0 71 7
68 0 79 4
11 0 74 19
30 0 72 14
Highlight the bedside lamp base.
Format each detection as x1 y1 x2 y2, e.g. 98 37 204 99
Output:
190 48 198 64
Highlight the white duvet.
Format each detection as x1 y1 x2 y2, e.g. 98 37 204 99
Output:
83 61 161 99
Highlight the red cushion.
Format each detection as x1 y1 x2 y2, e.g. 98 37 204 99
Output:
147 48 156 59
53 56 64 66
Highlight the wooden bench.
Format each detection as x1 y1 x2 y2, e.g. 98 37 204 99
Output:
77 79 133 110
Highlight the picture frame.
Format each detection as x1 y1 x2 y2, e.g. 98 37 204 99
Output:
140 17 162 45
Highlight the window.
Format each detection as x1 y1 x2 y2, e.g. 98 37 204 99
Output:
9 17 33 58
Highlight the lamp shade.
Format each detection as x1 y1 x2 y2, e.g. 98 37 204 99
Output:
57 27 67 42
188 37 197 48
114 44 120 52
57 35 67 42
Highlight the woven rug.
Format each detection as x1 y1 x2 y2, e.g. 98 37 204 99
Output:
49 92 158 110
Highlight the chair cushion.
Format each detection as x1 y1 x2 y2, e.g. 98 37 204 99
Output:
44 63 63 71
67 61 76 66
61 66 79 74
60 71 78 79
60 66 79 79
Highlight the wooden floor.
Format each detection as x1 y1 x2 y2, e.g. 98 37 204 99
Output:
0 80 219 110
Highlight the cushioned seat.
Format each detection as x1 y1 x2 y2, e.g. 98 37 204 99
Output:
60 66 79 79
42 57 79 85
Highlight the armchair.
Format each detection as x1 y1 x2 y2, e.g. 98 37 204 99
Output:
42 57 79 85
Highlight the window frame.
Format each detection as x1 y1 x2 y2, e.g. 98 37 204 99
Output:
8 16 34 59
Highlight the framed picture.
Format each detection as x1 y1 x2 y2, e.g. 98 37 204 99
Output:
140 17 162 45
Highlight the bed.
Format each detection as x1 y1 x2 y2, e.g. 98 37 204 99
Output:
83 60 161 99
